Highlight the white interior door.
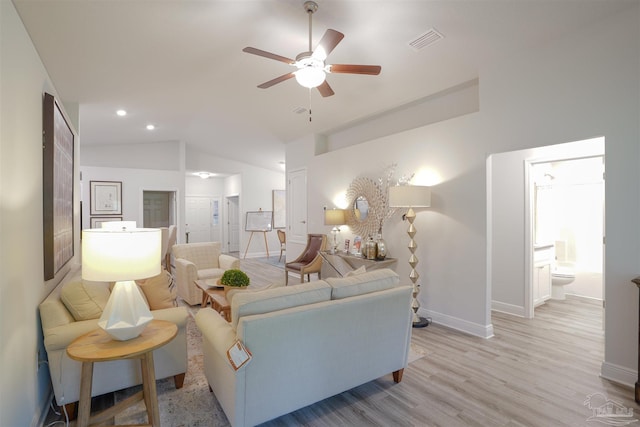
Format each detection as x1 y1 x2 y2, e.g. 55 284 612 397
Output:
288 168 307 244
227 196 240 252
185 197 212 243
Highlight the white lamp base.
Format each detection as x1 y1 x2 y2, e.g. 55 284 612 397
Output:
98 280 153 341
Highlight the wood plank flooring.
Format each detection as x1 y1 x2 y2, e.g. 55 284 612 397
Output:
239 258 637 426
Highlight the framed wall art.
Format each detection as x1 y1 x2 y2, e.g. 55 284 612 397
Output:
43 92 75 280
90 181 122 215
90 217 123 228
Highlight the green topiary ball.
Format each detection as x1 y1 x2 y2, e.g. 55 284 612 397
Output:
220 269 250 288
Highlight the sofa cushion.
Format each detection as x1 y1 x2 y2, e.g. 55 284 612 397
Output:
325 268 399 300
60 277 111 321
136 269 177 310
230 281 331 329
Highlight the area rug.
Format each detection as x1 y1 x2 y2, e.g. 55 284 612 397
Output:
113 310 426 426
251 255 285 269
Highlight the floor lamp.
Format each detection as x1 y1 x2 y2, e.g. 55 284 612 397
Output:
388 185 431 328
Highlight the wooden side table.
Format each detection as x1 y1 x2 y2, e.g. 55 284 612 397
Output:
67 319 178 427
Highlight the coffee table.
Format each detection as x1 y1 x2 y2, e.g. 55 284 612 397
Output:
67 320 177 427
194 279 231 321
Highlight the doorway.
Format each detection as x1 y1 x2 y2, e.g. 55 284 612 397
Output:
489 136 605 319
226 196 240 253
143 191 176 228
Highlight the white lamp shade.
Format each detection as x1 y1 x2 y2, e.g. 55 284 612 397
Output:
101 220 137 230
82 228 161 282
388 185 431 208
81 228 161 341
324 209 346 226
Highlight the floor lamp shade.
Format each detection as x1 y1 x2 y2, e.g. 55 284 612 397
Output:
388 185 431 208
82 228 161 340
388 185 431 328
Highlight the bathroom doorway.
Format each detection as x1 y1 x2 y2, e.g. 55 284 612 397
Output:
528 156 604 315
489 136 604 320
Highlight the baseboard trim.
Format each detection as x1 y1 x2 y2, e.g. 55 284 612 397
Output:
420 307 494 338
600 361 636 389
491 300 525 317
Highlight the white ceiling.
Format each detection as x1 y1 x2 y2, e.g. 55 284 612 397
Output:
13 0 634 173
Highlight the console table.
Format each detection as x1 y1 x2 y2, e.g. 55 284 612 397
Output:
67 320 177 427
320 251 397 278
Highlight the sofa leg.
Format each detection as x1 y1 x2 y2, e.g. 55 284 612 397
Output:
392 369 404 383
174 373 186 389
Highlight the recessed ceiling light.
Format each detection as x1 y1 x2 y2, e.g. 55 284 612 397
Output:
146 124 155 130
116 109 127 116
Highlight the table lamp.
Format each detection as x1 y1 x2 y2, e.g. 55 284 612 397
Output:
388 185 431 328
82 228 161 340
324 208 346 254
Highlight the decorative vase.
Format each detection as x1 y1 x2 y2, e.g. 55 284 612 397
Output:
364 235 377 260
375 230 387 260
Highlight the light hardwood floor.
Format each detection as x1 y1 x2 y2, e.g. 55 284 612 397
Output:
239 258 637 427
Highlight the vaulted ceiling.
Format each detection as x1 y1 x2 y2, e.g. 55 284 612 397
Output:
13 0 633 173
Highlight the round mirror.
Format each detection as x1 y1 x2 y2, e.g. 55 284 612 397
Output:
345 177 383 238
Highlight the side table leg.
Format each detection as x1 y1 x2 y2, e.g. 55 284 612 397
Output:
141 352 160 427
76 361 94 427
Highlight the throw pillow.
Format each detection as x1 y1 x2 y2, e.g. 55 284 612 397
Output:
136 269 178 310
345 266 367 277
61 279 111 321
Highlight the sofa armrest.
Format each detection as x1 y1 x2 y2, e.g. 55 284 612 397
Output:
195 308 237 362
44 318 100 352
151 306 189 328
174 258 200 304
218 254 240 271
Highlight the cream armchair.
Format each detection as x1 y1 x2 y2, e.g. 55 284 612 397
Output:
172 242 240 305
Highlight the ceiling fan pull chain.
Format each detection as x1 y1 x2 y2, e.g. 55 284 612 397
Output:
309 89 313 122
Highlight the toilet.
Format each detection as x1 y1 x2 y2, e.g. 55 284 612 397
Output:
551 240 575 300
551 264 575 300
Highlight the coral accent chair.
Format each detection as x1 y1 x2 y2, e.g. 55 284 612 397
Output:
277 229 286 262
172 242 240 305
285 234 327 285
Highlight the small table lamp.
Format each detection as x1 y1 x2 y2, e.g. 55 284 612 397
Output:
388 185 431 328
82 228 161 340
324 208 346 254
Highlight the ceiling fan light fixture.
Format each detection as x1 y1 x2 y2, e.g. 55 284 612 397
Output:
295 66 326 88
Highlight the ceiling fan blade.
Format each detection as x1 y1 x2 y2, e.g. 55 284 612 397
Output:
242 47 295 65
257 73 295 89
328 64 382 75
312 29 344 61
317 81 335 97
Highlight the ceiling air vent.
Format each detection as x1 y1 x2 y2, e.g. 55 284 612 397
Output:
292 106 308 115
408 28 444 51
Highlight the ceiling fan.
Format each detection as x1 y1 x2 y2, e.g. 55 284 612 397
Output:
242 1 381 97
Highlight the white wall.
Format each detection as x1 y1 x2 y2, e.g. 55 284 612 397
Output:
80 165 185 238
287 3 640 389
0 3 80 425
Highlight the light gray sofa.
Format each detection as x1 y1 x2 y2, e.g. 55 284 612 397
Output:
195 268 412 427
39 265 188 413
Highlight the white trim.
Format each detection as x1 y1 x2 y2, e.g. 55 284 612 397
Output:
421 308 494 339
491 301 525 317
600 361 636 389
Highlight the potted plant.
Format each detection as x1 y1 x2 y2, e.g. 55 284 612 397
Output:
219 269 250 297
